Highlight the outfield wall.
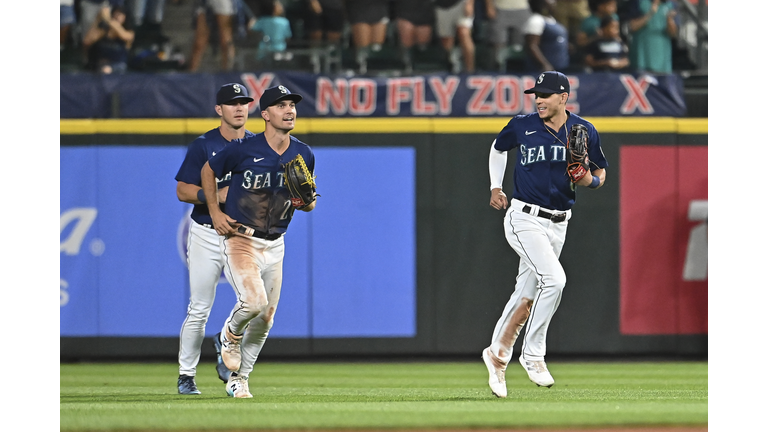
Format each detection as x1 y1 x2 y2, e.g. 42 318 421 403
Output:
60 117 708 361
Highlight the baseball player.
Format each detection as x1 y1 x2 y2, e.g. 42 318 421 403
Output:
200 85 317 398
175 83 255 395
482 71 608 398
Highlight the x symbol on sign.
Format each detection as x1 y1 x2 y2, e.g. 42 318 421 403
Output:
619 75 653 114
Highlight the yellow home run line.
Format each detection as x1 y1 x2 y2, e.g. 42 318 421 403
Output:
60 118 708 135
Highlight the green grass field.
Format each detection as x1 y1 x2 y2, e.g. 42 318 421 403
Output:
60 360 707 431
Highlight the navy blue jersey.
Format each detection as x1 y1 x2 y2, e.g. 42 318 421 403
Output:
494 112 608 211
208 133 315 236
175 128 255 225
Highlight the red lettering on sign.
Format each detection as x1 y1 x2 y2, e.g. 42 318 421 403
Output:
522 76 537 113
494 77 520 114
467 76 494 115
349 79 376 115
387 78 413 115
240 73 274 112
429 77 459 115
566 76 580 113
619 75 653 114
413 78 437 115
316 77 348 115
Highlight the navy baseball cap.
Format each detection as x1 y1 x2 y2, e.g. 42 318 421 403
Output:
216 83 254 105
259 85 303 110
524 71 570 94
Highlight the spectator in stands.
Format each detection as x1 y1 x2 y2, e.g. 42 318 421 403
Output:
126 0 165 31
434 0 476 74
484 0 531 70
249 0 292 61
626 0 677 74
188 0 239 72
78 0 116 63
82 4 136 74
345 0 390 74
126 0 167 44
394 0 435 73
305 0 344 47
523 0 569 73
79 0 111 43
552 0 590 43
583 15 629 71
575 0 618 50
61 0 77 51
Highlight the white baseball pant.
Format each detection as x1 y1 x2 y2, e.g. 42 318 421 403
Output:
220 233 284 376
179 220 228 376
489 198 572 363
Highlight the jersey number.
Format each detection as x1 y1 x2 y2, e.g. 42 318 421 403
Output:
279 201 293 220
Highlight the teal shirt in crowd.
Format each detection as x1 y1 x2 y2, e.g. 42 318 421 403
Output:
629 0 677 73
251 16 292 59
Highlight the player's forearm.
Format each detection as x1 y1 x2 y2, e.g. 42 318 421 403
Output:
592 168 606 189
576 168 606 189
489 140 507 190
177 181 204 204
200 163 221 215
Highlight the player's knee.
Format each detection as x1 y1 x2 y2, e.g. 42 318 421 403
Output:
251 308 275 331
552 272 567 291
241 294 269 318
542 271 566 291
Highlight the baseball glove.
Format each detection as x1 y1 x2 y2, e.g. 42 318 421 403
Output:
284 154 318 209
566 124 590 183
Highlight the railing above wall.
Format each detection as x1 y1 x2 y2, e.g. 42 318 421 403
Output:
60 117 708 136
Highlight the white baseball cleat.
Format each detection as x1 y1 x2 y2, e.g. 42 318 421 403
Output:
226 373 253 398
220 326 243 372
482 348 508 398
519 355 555 388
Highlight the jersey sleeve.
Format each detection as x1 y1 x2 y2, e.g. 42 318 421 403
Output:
175 140 207 185
587 124 609 169
305 148 315 173
493 117 520 152
208 141 240 179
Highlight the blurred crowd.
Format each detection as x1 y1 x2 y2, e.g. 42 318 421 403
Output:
60 0 697 75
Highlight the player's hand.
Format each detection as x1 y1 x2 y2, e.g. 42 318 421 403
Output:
211 211 237 236
573 172 593 187
490 188 508 210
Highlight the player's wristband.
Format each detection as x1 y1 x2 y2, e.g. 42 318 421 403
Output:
588 175 600 189
197 189 207 203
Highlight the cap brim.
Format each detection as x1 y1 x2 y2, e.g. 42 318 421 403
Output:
524 86 564 94
220 96 254 104
270 94 303 106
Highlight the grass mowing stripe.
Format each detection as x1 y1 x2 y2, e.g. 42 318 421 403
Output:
61 361 707 431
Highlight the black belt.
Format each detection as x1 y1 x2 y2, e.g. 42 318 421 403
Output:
522 205 567 223
237 225 282 240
